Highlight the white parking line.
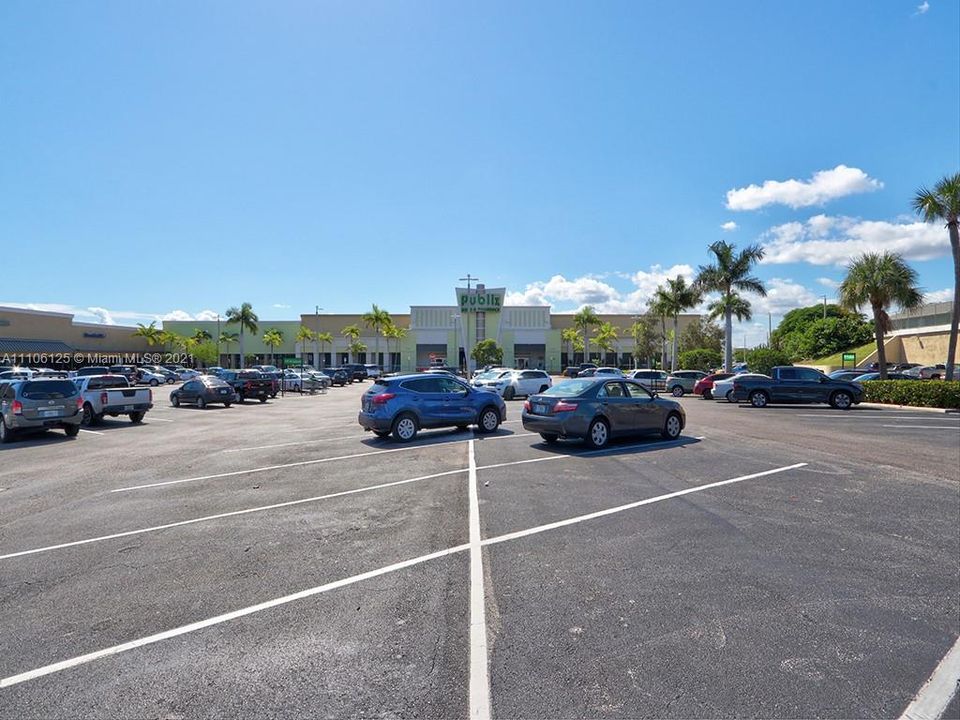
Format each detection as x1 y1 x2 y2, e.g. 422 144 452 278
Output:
481 462 808 547
468 440 492 720
146 417 174 423
111 445 442 493
222 436 363 453
796 414 959 420
78 429 104 436
0 468 468 561
0 543 472 690
881 425 960 430
0 462 805 690
900 634 960 720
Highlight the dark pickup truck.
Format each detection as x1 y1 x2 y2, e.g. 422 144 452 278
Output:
218 370 272 403
731 366 864 409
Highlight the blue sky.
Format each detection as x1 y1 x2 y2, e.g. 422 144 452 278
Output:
1 0 957 343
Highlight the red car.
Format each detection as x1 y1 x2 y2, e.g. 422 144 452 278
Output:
693 372 735 399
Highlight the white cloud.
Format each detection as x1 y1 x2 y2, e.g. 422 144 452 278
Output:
272 303 291 309
924 288 953 303
746 278 820 316
915 1 930 14
760 214 948 266
161 310 195 322
726 165 883 211
85 307 116 325
817 277 841 290
195 309 221 321
721 221 738 231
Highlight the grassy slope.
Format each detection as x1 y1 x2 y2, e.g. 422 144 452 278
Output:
804 340 878 367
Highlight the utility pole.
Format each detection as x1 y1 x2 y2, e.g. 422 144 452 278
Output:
768 312 772 346
216 314 221 366
315 305 323 368
821 295 827 319
459 274 479 375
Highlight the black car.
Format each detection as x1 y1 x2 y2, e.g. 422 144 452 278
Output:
342 364 369 382
218 370 272 403
171 377 236 408
321 368 350 386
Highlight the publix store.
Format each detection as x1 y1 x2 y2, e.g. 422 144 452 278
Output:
164 286 701 374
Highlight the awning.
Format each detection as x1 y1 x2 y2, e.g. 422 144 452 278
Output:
0 338 75 353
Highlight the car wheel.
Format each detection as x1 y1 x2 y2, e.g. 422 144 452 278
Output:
725 389 735 402
374 430 391 439
702 390 712 400
932 374 941 380
224 402 232 408
539 385 549 393
455 425 469 432
64 423 80 438
540 432 559 445
197 397 207 409
586 418 610 449
749 390 769 408
81 402 95 426
503 386 515 400
150 379 159 387
129 411 145 423
237 395 245 404
477 407 501 434
0 418 11 444
259 396 267 403
830 391 853 410
661 412 682 440
392 413 418 442
671 385 684 397
171 395 180 407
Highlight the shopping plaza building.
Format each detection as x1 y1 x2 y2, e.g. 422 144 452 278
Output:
2 287 701 373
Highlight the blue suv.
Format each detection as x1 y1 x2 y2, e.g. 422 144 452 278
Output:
358 374 506 442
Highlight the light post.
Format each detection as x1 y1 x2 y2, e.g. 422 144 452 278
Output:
821 295 827 319
315 305 323 369
216 314 221 366
451 314 462 372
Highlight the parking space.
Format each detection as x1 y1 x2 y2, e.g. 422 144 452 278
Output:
1 382 957 718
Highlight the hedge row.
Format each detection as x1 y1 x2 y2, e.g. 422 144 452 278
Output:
862 380 960 409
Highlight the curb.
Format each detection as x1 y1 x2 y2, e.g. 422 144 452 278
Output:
857 402 960 415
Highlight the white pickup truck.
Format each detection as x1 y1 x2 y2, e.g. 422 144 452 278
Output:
73 374 154 425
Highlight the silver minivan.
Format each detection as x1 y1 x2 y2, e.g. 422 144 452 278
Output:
0 379 83 443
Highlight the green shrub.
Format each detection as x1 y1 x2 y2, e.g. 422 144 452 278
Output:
862 381 960 409
677 348 722 371
746 347 792 376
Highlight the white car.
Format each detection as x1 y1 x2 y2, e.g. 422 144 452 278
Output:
477 369 552 399
627 369 667 392
712 373 769 402
178 369 201 381
364 364 382 379
136 369 168 387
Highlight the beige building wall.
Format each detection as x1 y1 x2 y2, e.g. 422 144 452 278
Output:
0 306 151 354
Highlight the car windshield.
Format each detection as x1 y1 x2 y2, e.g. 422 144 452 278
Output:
540 379 594 396
21 380 77 399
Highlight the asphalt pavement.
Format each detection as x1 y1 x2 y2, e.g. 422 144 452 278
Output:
0 381 957 718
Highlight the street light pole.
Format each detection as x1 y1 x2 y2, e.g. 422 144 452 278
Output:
459 274 479 376
216 314 221 366
315 305 323 369
821 295 827 319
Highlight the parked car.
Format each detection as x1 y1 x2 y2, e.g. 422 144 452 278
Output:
257 371 282 397
712 373 769 402
171 376 236 408
521 377 686 448
251 364 280 374
910 364 947 380
32 368 69 379
851 372 917 382
342 364 369 382
358 373 506 442
73 374 153 425
626 369 668 392
665 370 708 397
693 372 735 399
135 368 167 387
322 368 351 386
730 366 864 409
72 366 111 378
0 379 83 442
218 369 271 403
423 366 465 377
108 365 139 384
0 367 33 381
828 370 864 382
140 365 179 384
178 369 201 381
283 369 329 391
364 365 382 379
564 362 598 378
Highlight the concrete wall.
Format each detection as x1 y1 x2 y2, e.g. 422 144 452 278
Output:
0 306 152 354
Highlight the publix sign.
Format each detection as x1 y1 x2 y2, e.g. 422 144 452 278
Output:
457 287 505 313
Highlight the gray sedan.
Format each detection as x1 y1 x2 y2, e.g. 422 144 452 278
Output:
521 377 686 448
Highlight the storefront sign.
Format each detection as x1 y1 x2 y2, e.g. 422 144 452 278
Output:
457 287 505 313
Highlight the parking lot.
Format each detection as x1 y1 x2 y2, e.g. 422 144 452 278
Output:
1 381 958 718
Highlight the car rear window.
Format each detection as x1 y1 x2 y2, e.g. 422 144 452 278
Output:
540 379 593 396
21 380 78 399
238 371 262 379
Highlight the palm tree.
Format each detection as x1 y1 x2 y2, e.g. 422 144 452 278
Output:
262 328 284 365
630 315 657 368
348 339 367 363
839 252 923 380
295 325 315 364
315 331 333 368
191 328 212 344
341 324 361 363
218 332 238 367
652 276 701 371
573 306 600 363
913 172 960 381
695 241 767 371
224 303 259 369
560 327 583 364
361 304 392 367
594 322 619 365
648 290 671 370
132 321 163 346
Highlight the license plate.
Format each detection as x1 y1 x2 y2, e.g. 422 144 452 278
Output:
123 405 134 411
534 404 547 414
41 410 60 418
219 389 228 394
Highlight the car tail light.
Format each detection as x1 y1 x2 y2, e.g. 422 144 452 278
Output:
245 381 254 389
553 401 578 413
76 397 84 410
11 400 23 415
372 392 395 405
149 388 153 403
101 392 108 405
523 400 531 412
